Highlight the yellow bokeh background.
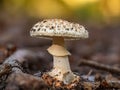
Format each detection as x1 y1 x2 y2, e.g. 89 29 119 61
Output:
1 0 120 22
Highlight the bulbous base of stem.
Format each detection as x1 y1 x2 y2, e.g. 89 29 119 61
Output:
42 73 81 90
48 68 78 84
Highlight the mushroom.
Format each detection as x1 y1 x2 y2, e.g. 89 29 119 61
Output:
30 19 88 87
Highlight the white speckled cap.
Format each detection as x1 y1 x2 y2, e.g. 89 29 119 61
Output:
30 19 88 40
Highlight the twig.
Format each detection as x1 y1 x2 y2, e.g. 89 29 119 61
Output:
79 60 120 75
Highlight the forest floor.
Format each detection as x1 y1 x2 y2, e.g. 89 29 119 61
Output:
0 20 120 90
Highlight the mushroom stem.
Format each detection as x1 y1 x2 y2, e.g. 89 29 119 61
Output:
47 37 78 84
49 56 76 84
53 56 71 74
53 37 65 47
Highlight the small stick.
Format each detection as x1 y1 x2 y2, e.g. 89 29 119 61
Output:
87 70 93 77
79 60 120 75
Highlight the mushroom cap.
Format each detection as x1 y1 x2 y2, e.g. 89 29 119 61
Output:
30 19 88 40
